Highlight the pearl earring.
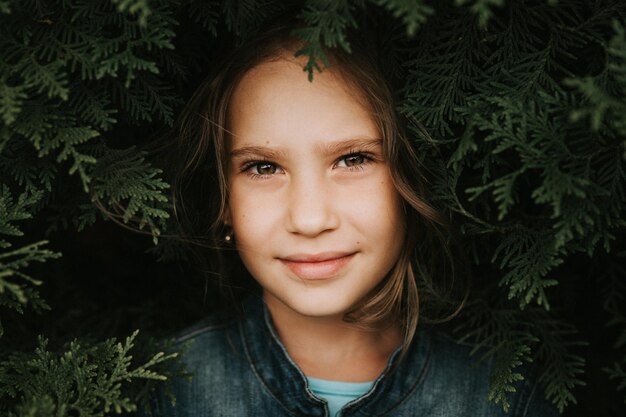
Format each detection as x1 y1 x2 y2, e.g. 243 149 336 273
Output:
224 224 233 242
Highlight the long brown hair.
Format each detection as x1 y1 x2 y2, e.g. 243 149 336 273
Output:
168 19 465 354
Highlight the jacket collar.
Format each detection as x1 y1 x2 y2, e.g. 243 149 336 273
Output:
239 296 431 416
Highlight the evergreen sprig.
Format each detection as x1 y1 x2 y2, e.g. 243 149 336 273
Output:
566 19 626 157
456 300 538 412
492 227 562 309
0 186 40 244
454 0 504 27
456 300 587 412
370 0 434 36
112 0 152 27
0 241 57 309
222 0 283 40
0 331 178 416
533 314 587 412
186 0 219 36
0 187 59 334
293 0 357 80
89 147 170 244
401 3 489 137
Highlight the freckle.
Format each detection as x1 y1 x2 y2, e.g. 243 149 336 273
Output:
356 241 360 245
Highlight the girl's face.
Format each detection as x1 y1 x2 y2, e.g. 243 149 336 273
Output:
226 55 405 319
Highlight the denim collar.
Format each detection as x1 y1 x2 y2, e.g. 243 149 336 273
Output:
239 296 431 416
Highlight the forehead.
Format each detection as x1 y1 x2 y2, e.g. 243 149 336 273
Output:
227 56 378 148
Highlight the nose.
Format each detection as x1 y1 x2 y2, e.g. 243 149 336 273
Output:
285 175 339 237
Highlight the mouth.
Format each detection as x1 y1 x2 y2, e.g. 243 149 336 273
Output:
279 252 356 280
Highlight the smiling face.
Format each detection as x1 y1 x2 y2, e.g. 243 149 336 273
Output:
226 55 406 319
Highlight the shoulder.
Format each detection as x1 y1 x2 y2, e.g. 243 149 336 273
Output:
172 309 238 345
420 329 559 417
144 310 253 417
168 308 244 372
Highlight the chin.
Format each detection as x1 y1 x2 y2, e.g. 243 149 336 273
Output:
295 305 347 319
282 294 360 319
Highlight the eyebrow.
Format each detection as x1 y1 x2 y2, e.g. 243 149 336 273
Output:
229 145 288 160
229 137 383 160
323 137 382 155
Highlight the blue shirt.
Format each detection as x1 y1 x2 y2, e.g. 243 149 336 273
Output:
307 377 374 417
145 296 559 416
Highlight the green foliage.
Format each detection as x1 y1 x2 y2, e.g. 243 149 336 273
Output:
533 315 588 411
0 240 56 311
0 186 39 244
0 0 179 225
0 0 181 413
0 187 59 336
457 300 587 412
600 250 626 405
0 331 178 416
112 0 152 26
492 228 561 309
487 341 531 411
370 0 434 36
293 0 357 80
399 0 626 411
455 0 504 27
186 0 219 35
566 20 626 158
0 0 179 305
222 0 284 40
401 3 489 137
89 147 170 244
457 301 537 411
0 0 625 415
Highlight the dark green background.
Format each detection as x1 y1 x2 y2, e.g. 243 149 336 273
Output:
1 1 625 416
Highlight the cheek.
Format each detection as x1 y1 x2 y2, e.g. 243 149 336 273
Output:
376 193 405 247
350 176 404 231
228 186 279 252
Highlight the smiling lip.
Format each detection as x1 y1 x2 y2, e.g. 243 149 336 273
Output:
279 252 356 280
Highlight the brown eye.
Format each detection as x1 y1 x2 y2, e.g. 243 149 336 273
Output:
255 162 277 175
343 154 365 167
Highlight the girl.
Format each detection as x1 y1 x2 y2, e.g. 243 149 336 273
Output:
147 17 559 417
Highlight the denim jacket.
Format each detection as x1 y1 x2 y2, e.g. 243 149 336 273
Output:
147 296 559 417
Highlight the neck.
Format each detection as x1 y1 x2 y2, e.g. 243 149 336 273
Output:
264 292 402 382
